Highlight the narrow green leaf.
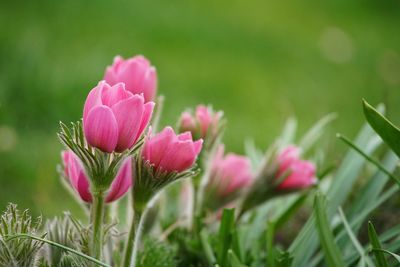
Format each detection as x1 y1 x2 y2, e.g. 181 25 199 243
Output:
299 113 336 153
372 249 400 263
218 208 235 267
363 100 400 158
368 222 388 267
314 193 345 267
200 229 216 265
337 134 400 188
5 233 110 267
338 208 373 267
228 250 247 267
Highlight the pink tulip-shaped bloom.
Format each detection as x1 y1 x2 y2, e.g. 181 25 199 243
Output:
142 127 203 173
276 146 317 190
179 105 222 139
62 151 133 203
83 81 154 153
209 145 252 197
104 55 157 102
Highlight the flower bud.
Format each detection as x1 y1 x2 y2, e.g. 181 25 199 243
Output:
104 55 157 102
204 145 252 210
83 81 154 153
276 146 317 190
61 151 133 203
142 127 203 173
178 105 223 148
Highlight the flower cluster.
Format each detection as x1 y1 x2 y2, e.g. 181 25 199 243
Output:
56 53 318 266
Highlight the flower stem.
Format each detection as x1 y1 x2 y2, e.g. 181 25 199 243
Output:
90 191 105 261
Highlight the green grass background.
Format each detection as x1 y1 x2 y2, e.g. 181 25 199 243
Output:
0 0 399 217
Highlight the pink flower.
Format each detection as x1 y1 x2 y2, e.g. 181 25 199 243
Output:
209 145 252 197
179 105 222 139
276 146 317 190
142 127 203 173
83 81 154 153
62 151 133 203
104 55 157 102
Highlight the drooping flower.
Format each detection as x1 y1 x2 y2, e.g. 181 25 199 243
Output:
276 146 317 190
142 127 203 173
83 81 154 153
104 55 157 102
62 150 132 203
178 105 223 143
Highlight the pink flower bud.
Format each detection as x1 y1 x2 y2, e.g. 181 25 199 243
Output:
83 81 154 153
276 146 317 190
178 105 223 142
104 55 157 102
142 127 203 173
209 145 252 197
61 151 133 203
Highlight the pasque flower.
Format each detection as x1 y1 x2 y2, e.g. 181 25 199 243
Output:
142 127 203 173
83 81 154 153
179 105 223 141
276 146 317 190
208 146 252 197
104 55 157 102
62 150 132 203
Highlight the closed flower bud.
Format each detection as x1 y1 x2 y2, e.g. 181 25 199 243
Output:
178 105 223 148
83 81 154 153
142 126 203 173
104 55 157 102
204 145 252 210
276 146 317 190
62 151 132 203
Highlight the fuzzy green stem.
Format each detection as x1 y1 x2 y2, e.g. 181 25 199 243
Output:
122 209 142 267
90 191 105 261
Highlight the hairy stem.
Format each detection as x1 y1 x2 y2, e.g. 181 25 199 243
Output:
122 211 142 267
90 191 105 261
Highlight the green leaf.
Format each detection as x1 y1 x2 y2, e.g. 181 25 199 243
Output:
363 99 400 158
228 250 247 267
314 193 345 267
338 208 373 267
337 134 400 188
217 208 235 267
200 229 216 265
290 122 379 267
368 222 388 267
299 113 336 153
372 249 400 263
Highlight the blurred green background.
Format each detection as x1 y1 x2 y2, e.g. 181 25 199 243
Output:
0 0 400 217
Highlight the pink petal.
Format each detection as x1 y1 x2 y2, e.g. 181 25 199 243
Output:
142 127 174 167
84 105 119 153
193 139 203 155
177 131 193 141
142 67 157 102
101 83 133 107
159 141 197 172
134 101 155 143
106 157 132 203
111 95 144 152
83 81 108 123
76 172 92 202
196 105 212 136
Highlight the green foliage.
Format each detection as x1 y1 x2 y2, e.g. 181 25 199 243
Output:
137 238 177 267
0 203 43 267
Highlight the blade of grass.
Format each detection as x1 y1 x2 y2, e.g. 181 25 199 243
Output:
368 222 388 267
338 208 374 267
363 100 400 158
314 193 345 267
218 208 235 267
